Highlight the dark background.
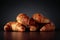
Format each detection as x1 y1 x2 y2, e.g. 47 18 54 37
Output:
0 0 60 31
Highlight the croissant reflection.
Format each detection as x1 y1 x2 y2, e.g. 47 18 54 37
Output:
4 13 55 32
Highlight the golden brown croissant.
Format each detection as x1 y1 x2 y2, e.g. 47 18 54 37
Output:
29 25 38 31
4 13 55 32
4 21 26 32
28 18 39 31
32 13 50 23
32 13 55 31
40 22 55 31
16 13 29 26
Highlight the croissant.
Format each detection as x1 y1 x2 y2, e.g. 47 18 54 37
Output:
40 22 55 31
28 18 39 31
29 25 38 31
32 13 50 23
32 13 55 31
4 21 26 32
4 13 55 32
16 13 29 26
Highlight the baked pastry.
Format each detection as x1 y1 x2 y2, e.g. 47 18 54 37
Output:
4 13 55 32
28 18 37 31
4 21 26 32
29 25 38 31
32 13 55 31
32 13 50 23
16 13 29 26
28 18 36 25
40 22 55 31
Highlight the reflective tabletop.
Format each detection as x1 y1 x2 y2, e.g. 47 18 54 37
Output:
3 32 56 40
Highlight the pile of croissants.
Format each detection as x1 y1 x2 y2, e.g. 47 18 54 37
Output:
4 13 55 32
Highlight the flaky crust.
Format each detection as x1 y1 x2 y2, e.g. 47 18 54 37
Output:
4 13 55 32
16 13 29 26
4 21 26 32
40 22 55 31
31 13 55 31
32 13 50 23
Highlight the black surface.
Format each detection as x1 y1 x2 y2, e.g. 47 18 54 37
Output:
0 32 60 40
